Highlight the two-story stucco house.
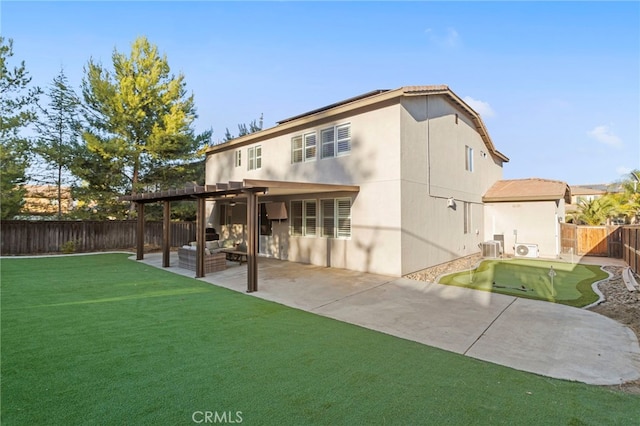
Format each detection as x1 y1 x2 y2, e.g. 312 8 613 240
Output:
205 85 509 277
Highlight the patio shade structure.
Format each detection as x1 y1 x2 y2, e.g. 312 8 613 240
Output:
121 179 359 292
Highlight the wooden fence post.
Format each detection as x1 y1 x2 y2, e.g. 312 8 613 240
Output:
162 201 171 268
136 203 145 260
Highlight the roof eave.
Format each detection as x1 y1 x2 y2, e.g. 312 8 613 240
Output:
206 86 510 163
483 196 565 203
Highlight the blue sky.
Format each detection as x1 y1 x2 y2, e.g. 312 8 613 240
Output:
2 1 639 185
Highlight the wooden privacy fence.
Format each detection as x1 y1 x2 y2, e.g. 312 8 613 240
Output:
0 220 196 255
559 223 622 258
622 225 640 274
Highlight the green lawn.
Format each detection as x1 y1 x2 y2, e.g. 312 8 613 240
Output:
438 259 609 307
1 254 637 425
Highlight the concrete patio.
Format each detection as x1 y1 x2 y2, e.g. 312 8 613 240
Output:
135 252 640 386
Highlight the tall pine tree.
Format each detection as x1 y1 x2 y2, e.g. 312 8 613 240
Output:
80 36 201 216
0 37 41 219
34 68 82 219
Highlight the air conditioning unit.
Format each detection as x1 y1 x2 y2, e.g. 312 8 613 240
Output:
481 241 501 258
515 243 538 258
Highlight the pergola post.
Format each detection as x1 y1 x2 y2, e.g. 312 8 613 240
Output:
246 191 258 292
136 202 145 260
195 197 206 278
162 200 171 268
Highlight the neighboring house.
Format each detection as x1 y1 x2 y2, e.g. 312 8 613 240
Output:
567 184 629 225
567 184 608 215
483 178 571 259
21 185 73 217
569 185 607 206
205 85 509 276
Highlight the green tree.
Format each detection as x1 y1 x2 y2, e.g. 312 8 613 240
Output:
33 68 82 219
610 170 640 223
80 36 200 216
222 115 263 142
568 197 616 225
68 145 131 220
142 129 210 222
0 37 41 219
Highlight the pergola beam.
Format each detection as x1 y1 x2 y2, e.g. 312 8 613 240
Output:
123 179 359 291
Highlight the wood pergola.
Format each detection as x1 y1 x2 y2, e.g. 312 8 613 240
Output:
122 179 359 293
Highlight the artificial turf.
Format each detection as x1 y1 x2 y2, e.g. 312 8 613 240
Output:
1 253 638 425
438 259 609 307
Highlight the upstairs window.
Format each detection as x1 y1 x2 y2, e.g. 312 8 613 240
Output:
465 145 473 172
234 150 241 167
336 124 351 155
321 128 335 159
291 136 303 163
304 132 317 161
248 145 262 170
321 124 351 159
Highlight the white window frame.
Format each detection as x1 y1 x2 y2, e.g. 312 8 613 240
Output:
320 123 351 159
320 198 351 239
248 145 262 170
290 199 317 237
234 150 241 167
304 200 317 236
291 135 303 163
321 127 335 159
465 145 473 172
336 198 352 238
336 124 351 156
463 201 472 234
290 200 303 236
304 132 317 162
321 199 335 237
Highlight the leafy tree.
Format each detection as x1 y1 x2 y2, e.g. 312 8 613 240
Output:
610 170 640 223
142 130 210 222
33 68 82 218
0 37 41 219
80 36 201 216
568 197 615 225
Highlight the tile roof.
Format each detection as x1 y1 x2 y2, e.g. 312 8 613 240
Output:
483 178 571 203
570 185 608 196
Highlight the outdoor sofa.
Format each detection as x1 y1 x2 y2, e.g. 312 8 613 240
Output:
177 240 248 272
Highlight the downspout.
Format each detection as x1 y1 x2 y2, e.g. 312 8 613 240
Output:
555 199 560 258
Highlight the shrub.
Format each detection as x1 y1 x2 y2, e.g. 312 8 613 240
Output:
60 240 77 254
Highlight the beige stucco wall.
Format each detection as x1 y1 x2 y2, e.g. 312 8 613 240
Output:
205 93 505 276
399 96 504 274
206 102 405 276
484 200 565 259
